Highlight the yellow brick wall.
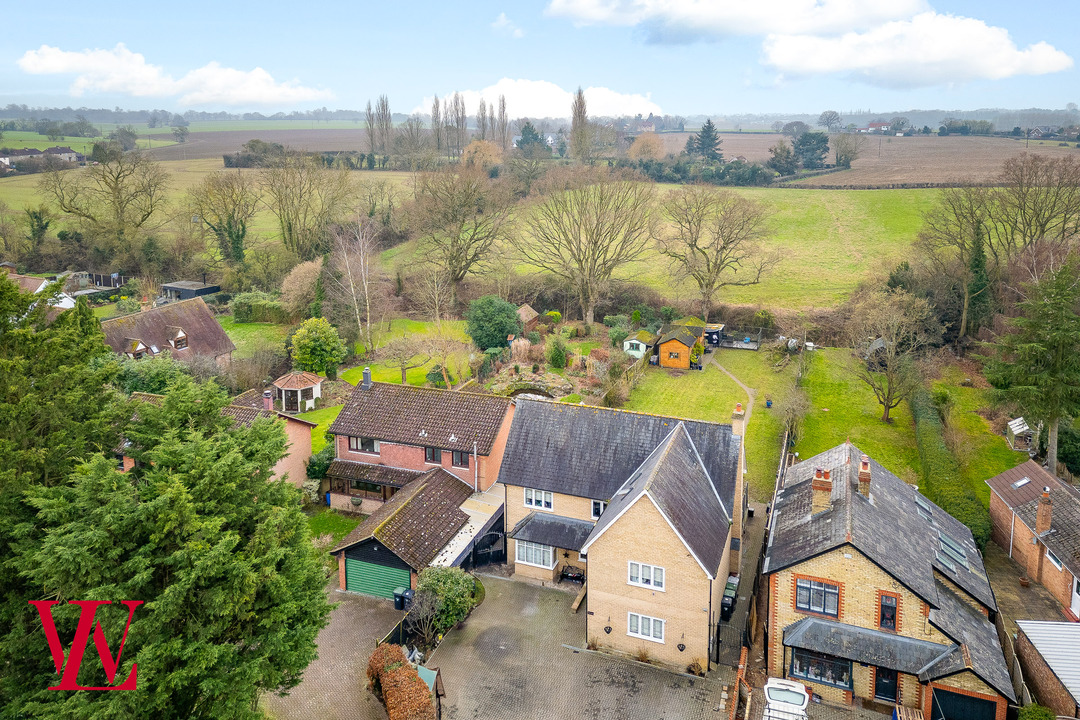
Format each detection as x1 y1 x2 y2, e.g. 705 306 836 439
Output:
936 670 996 696
769 547 952 686
586 495 726 670
505 485 597 578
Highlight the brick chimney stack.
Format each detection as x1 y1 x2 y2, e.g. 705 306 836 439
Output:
263 389 273 412
858 454 872 497
812 466 833 514
1036 486 1053 535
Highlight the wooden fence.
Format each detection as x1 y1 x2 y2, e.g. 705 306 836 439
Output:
994 612 1032 706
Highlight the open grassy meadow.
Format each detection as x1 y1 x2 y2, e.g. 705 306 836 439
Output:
217 315 292 359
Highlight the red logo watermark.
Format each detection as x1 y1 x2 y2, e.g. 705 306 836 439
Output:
29 600 143 690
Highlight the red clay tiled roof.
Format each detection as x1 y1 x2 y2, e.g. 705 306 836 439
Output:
329 381 511 455
273 371 323 390
331 468 474 569
326 460 424 488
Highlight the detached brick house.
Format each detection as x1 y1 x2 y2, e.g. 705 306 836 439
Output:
497 398 745 671
1015 621 1080 718
765 443 1015 720
325 369 514 513
100 297 235 367
986 461 1080 620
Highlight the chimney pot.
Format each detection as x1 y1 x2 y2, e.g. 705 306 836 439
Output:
736 402 743 413
262 389 273 411
815 467 823 479
1036 486 1053 535
812 466 833 513
858 454 872 497
823 469 830 480
362 366 372 390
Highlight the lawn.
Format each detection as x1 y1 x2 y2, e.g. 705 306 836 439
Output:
305 506 363 544
931 364 1027 506
217 315 292 359
343 318 471 386
794 347 921 483
624 363 748 426
297 405 343 453
714 349 798 502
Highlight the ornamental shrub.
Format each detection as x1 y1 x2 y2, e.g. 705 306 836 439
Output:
545 310 562 324
465 295 522 351
416 567 476 634
603 314 628 328
548 336 568 369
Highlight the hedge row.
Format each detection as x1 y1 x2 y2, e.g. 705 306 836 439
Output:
230 291 290 324
366 644 435 720
910 387 991 549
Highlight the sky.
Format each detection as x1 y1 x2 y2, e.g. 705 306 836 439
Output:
2 1 1077 120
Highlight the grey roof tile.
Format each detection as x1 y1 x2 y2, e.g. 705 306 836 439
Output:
509 512 595 552
784 616 953 675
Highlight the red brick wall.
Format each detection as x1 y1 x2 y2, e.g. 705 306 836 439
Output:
998 500 1077 611
334 435 486 487
989 492 1015 553
1017 629 1080 717
338 553 346 591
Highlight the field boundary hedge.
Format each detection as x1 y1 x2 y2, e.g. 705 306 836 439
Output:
910 386 991 548
230 291 290 324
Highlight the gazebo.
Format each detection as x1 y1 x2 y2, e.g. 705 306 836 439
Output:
272 371 323 413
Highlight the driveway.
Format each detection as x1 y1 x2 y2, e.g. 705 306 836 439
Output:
261 584 405 720
982 541 1072 635
430 575 734 720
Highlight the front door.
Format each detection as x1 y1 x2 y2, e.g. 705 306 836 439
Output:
284 389 298 412
875 668 898 703
1071 575 1080 618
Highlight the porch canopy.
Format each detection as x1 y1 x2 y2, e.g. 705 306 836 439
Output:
509 512 595 552
783 616 951 675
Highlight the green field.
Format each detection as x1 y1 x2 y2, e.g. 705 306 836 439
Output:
297 405 342 453
794 347 920 482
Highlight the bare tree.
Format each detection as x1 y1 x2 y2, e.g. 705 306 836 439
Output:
452 92 468 157
365 100 376 155
570 87 592 163
831 133 866 168
518 167 655 324
187 169 261 265
817 110 842 132
414 263 454 329
657 185 778 321
374 94 393 156
396 115 430 171
379 335 430 384
985 153 1080 263
442 97 454 160
477 98 488 140
411 167 514 302
406 590 441 650
326 217 383 351
487 102 497 146
430 95 443 153
261 154 352 260
280 258 323 318
426 330 472 388
497 95 510 152
846 289 941 423
355 178 402 238
39 151 170 272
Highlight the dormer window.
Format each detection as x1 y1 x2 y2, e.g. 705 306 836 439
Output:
170 327 188 349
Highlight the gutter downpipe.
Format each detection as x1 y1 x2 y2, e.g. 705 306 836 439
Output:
473 440 478 492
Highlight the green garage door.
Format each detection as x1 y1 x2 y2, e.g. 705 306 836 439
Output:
345 558 410 599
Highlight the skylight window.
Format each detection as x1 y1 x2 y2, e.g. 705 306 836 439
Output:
1011 476 1031 489
938 532 969 568
914 494 933 521
935 552 956 573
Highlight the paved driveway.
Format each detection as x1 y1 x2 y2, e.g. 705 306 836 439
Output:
430 575 734 720
262 584 404 720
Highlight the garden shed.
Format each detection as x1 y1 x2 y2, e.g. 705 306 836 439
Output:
161 280 221 302
1006 417 1033 451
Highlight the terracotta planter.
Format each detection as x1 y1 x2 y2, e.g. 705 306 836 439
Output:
1019 577 1030 588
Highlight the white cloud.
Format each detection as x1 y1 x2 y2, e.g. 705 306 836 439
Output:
17 43 333 106
545 0 928 38
492 12 525 38
762 12 1074 87
414 78 661 119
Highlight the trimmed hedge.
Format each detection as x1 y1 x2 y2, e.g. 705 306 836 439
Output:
367 644 435 720
231 291 290 324
910 387 991 548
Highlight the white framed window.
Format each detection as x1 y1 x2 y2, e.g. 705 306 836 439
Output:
1047 549 1063 570
349 437 379 454
591 500 608 519
628 561 665 591
628 612 664 643
578 552 588 563
516 540 555 569
524 488 553 511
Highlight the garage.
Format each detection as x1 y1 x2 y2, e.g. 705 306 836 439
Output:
344 540 412 599
931 687 998 720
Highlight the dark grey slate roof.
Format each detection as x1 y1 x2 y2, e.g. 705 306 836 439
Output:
784 616 952 676
582 423 732 576
496 399 740 512
764 442 995 611
509 512 595 552
926 580 1016 701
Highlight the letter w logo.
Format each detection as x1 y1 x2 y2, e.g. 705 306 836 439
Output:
29 600 143 691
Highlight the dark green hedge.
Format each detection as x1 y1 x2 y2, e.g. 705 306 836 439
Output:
910 387 991 549
231 291 290 324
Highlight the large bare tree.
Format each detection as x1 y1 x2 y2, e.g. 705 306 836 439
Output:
261 154 352 260
477 98 488 140
985 153 1080 263
187 169 261 265
326 217 384 352
411 167 513 302
518 167 655 324
496 95 510 152
380 335 430 384
396 115 430 171
657 185 778 321
846 289 941 423
39 151 170 266
451 92 468 157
